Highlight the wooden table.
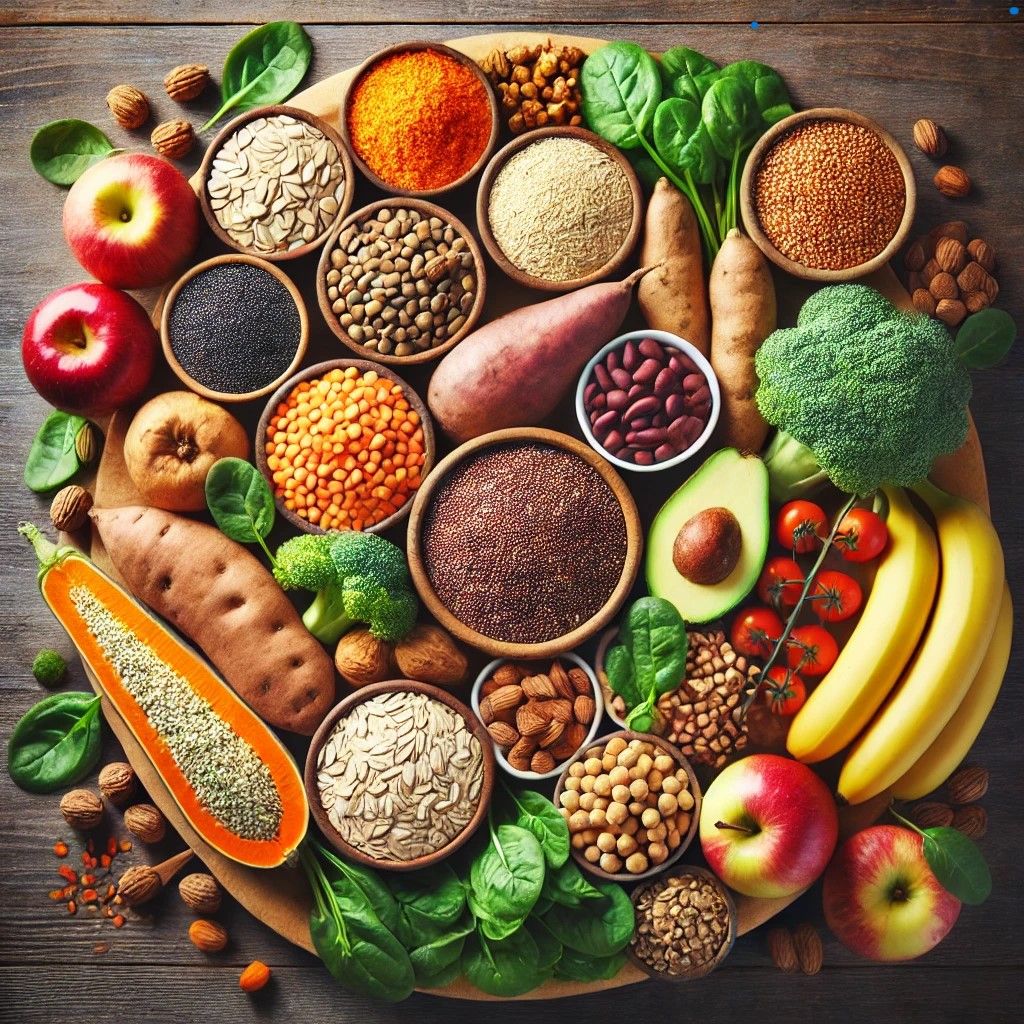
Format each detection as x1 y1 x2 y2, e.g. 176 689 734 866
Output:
1 4 1021 1021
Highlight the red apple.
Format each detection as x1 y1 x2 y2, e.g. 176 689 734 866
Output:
699 753 839 899
63 153 200 290
22 282 158 417
824 825 960 961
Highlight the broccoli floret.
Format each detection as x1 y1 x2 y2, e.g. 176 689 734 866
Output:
32 649 67 688
272 532 418 646
755 284 972 499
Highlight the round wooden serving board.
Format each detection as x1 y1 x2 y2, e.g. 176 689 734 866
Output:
81 31 990 1000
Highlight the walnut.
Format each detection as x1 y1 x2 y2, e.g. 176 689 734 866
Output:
124 803 167 844
117 864 162 906
151 118 195 159
164 63 211 102
60 789 103 830
50 485 93 532
98 761 138 806
178 873 223 915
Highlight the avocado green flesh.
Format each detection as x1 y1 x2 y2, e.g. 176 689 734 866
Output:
646 448 770 623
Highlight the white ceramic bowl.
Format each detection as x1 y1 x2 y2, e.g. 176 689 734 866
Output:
575 329 721 474
470 652 605 781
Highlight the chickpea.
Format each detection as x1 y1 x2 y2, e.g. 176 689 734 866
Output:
641 807 661 829
658 792 679 816
579 792 597 812
611 784 631 805
647 823 668 842
580 775 596 794
617 747 640 769
594 775 612 798
647 769 664 792
571 833 586 850
559 790 579 812
653 754 675 773
616 833 638 857
667 829 682 851
584 757 603 776
675 767 690 783
602 753 617 771
608 766 630 788
648 841 669 865
625 852 649 874
590 807 608 829
621 816 640 836
599 853 623 874
661 775 682 795
565 776 581 792
606 802 629 827
581 828 599 845
568 810 590 833
593 796 610 812
637 754 654 775
677 812 692 835
597 832 617 854
569 761 586 779
629 801 647 817
605 737 628 756
584 844 601 863
677 789 695 811
629 778 650 801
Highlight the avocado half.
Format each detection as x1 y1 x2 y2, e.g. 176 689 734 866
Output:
647 448 770 623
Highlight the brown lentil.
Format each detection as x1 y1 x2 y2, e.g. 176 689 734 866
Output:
754 119 905 270
421 442 627 643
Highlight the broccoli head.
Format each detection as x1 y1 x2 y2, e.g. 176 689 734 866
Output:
32 648 67 688
755 284 972 499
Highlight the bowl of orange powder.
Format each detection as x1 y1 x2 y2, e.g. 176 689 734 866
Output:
341 42 500 197
255 359 435 535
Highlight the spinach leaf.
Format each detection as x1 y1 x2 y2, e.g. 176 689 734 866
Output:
653 97 717 185
203 22 313 131
526 919 563 970
25 411 87 493
542 880 634 956
955 308 1017 369
540 858 605 909
408 920 474 984
469 823 545 922
660 47 719 105
318 844 401 935
702 76 760 161
580 42 661 149
205 458 276 560
461 928 550 998
506 787 570 869
8 692 103 793
554 947 627 982
415 958 463 990
626 149 663 192
923 826 992 905
388 862 466 946
30 119 115 185
720 61 794 125
477 905 527 942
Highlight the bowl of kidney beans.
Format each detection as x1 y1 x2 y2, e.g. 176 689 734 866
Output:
575 330 720 473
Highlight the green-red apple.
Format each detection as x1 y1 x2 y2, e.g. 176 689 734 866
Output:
823 825 960 961
63 153 199 290
699 753 838 898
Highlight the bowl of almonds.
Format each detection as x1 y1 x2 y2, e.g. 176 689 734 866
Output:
471 654 603 780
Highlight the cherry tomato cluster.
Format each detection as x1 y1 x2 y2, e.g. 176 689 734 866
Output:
729 500 888 717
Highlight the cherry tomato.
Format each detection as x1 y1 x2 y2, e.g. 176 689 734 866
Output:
811 570 863 623
757 556 805 608
762 666 807 716
835 507 889 563
785 624 839 676
777 500 827 554
730 606 784 658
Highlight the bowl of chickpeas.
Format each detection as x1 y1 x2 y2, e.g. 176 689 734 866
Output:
553 732 701 884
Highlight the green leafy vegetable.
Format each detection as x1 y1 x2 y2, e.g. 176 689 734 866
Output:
461 927 550 997
503 786 570 869
205 458 276 560
542 880 634 957
554 946 627 982
25 411 87 493
540 858 606 909
922 826 992 905
203 22 313 131
526 919 563 970
407 919 474 985
579 41 661 148
720 61 795 124
954 308 1017 369
8 692 103 793
388 863 466 946
469 822 545 923
30 119 115 185
660 46 719 104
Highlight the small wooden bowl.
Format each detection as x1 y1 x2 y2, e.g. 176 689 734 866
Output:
406 428 643 659
198 105 355 262
315 197 487 366
476 126 644 293
740 107 917 282
255 358 435 535
339 41 500 198
628 865 737 981
552 729 702 885
304 680 496 872
161 253 308 403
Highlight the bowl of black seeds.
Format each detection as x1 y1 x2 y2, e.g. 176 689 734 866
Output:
161 253 309 402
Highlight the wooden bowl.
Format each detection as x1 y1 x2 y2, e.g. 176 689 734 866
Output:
255 358 435 536
304 679 496 872
315 197 487 366
740 107 917 282
628 865 737 981
160 253 309 403
198 105 355 262
552 729 702 885
476 126 644 293
406 427 643 659
339 41 500 198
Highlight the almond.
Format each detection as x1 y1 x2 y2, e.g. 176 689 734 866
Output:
487 721 520 748
928 271 958 300
478 695 496 725
480 676 504 698
489 683 525 713
934 237 966 275
117 864 162 906
934 165 971 198
50 485 93 532
563 721 587 752
239 960 272 993
929 220 969 246
189 918 229 952
60 789 104 830
963 290 990 314
920 258 941 286
910 801 954 829
538 718 566 749
549 660 575 700
124 803 167 844
549 698 575 724
952 804 988 839
568 667 592 695
912 288 937 316
549 732 582 760
967 238 996 273
492 663 526 687
106 84 149 129
957 261 988 294
947 765 989 804
98 762 138 806
531 750 556 774
573 694 596 725
521 674 558 700
164 63 211 102
912 118 948 158
507 736 537 771
768 927 799 972
151 117 195 159
903 238 927 272
935 298 967 328
793 923 823 975
981 272 1000 303
516 703 549 737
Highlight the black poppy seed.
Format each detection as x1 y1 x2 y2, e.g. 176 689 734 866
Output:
421 442 627 643
168 263 301 394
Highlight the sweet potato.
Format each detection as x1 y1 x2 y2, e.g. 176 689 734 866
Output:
637 177 710 354
709 228 777 453
89 505 335 735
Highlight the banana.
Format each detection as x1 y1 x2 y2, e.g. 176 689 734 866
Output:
787 486 939 764
837 481 1005 805
892 582 1012 801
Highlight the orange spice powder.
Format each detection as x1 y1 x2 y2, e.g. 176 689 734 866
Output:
347 49 492 191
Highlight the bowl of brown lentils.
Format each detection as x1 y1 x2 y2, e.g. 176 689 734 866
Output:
316 197 487 366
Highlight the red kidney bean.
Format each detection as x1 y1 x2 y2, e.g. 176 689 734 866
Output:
632 417 652 431
593 364 613 392
667 416 696 449
689 384 711 407
616 446 636 463
607 389 629 411
604 430 625 452
622 340 641 372
634 450 655 466
633 358 662 385
690 399 711 419
606 348 622 372
653 367 678 397
625 395 661 422
611 367 632 389
627 383 645 400
669 354 698 377
683 373 705 395
591 393 607 411
584 382 599 404
593 409 618 440
652 412 667 428
665 393 686 420
626 427 668 448
655 443 676 462
639 338 666 361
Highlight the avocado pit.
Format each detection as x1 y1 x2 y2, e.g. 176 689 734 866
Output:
672 507 742 586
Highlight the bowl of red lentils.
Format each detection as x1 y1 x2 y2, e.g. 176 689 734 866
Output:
255 359 434 535
740 107 916 281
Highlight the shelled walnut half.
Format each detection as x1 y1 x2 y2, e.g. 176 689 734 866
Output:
480 41 586 135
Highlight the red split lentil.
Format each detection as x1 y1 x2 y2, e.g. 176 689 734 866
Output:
347 48 492 191
753 118 906 270
265 366 426 532
47 832 131 930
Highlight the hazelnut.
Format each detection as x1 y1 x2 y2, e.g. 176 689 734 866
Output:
928 272 958 301
967 238 996 273
98 761 138 806
178 872 223 915
912 288 937 317
934 237 967 275
935 298 967 327
60 789 104 830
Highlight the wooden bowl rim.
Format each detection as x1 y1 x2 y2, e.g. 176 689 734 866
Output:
739 106 917 282
254 357 435 536
303 679 496 872
339 40 501 198
552 728 703 884
406 427 643 659
475 125 645 293
314 196 488 366
627 864 738 981
197 104 356 263
160 252 309 403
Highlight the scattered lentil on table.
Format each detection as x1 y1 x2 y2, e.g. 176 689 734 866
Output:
487 136 635 282
421 442 627 644
753 119 906 270
347 48 493 192
167 262 301 395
